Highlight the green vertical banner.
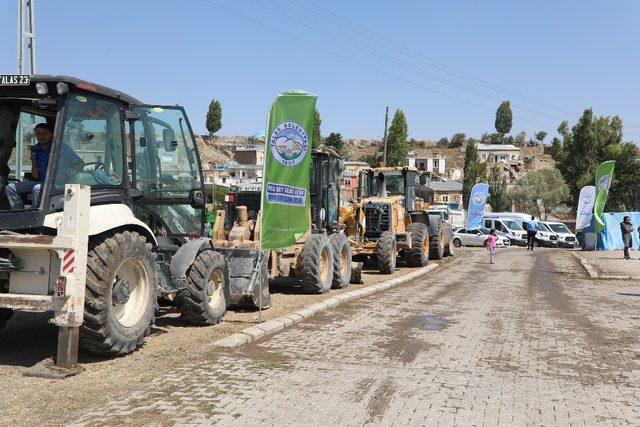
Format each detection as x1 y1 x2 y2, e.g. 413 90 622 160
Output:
594 160 615 233
260 90 317 250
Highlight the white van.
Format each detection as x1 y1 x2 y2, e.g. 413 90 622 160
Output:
482 217 527 246
542 221 577 248
485 213 559 247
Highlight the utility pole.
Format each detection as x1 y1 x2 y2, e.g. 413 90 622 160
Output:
382 106 389 166
17 0 37 75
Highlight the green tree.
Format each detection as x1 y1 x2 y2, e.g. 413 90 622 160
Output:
508 169 570 220
312 108 322 149
385 109 408 166
437 137 449 147
603 142 640 211
449 133 466 148
462 138 480 209
488 165 508 211
325 132 344 152
555 109 626 207
494 100 513 137
550 137 564 162
205 99 222 138
360 153 379 167
535 131 547 144
515 131 527 146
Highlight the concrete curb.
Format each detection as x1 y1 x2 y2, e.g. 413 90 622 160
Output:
211 263 440 349
572 252 632 280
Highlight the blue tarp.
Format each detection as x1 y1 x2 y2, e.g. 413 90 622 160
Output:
596 212 640 250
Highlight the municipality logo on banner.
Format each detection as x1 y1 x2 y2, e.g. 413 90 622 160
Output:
260 90 317 250
466 183 489 230
576 185 596 230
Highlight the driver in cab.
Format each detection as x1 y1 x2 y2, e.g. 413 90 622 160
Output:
5 123 82 209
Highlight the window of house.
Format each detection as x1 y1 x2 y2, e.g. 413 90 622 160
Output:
433 159 439 169
230 172 236 177
222 177 226 183
442 195 449 203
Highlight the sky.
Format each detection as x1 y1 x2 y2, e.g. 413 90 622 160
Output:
2 0 639 142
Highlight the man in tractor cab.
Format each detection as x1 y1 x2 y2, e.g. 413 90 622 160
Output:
4 122 83 209
4 123 53 209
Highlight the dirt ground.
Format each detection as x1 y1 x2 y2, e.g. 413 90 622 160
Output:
0 260 445 425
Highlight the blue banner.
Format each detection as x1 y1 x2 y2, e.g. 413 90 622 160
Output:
466 183 489 230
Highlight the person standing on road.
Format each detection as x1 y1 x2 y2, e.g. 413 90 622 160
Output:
620 216 634 260
487 228 498 264
526 215 538 251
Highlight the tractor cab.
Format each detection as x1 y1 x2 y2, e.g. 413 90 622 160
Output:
358 166 419 211
309 147 343 233
0 75 205 237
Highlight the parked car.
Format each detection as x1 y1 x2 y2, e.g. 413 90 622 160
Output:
483 216 528 246
452 227 511 248
535 222 559 247
542 221 577 248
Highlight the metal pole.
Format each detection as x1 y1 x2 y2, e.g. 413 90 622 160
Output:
27 0 36 75
382 106 389 166
17 0 23 74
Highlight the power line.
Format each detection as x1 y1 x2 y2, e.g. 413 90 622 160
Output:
203 0 556 131
249 0 566 123
288 0 640 133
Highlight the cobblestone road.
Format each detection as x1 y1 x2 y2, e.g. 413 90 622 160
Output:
71 248 640 426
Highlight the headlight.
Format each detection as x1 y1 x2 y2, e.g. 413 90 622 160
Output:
35 82 48 95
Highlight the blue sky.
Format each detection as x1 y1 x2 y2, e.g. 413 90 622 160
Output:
2 0 639 141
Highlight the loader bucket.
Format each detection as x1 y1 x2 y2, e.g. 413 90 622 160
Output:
216 248 270 310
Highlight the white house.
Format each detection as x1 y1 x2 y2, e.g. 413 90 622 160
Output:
407 152 446 176
476 144 521 163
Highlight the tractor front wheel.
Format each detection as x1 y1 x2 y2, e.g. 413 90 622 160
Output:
407 223 430 267
176 251 230 325
376 231 397 274
82 231 158 355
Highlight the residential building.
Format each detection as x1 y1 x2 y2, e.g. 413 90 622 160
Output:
419 180 463 209
476 143 521 163
234 145 264 166
407 152 446 176
343 160 370 175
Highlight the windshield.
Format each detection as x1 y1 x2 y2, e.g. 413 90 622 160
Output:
503 220 523 230
371 173 404 196
548 223 570 233
539 222 552 232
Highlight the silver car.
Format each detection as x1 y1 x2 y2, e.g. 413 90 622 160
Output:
452 227 511 248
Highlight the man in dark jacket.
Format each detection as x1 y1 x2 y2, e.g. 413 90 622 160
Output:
621 216 634 260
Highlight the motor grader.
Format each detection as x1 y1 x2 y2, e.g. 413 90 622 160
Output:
0 75 267 375
340 166 433 274
215 147 353 294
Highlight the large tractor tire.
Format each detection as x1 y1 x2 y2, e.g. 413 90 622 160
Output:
0 308 13 330
406 223 430 267
444 236 455 257
176 251 230 325
81 231 158 355
329 233 352 289
376 231 397 274
299 234 333 294
429 227 445 260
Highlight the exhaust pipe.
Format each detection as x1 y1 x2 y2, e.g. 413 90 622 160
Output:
377 172 387 198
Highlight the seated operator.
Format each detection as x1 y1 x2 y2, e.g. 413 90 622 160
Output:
5 123 83 209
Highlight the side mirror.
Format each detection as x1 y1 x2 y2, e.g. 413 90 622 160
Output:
139 136 147 148
189 189 205 209
162 128 177 152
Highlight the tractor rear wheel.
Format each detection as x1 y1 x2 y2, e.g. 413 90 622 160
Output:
82 231 157 355
407 223 430 267
429 228 445 260
329 233 352 289
176 251 230 325
376 231 397 274
0 308 13 330
299 234 333 294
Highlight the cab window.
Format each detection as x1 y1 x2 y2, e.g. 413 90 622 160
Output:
53 94 124 192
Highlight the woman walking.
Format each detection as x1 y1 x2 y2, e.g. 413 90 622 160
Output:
487 228 498 264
